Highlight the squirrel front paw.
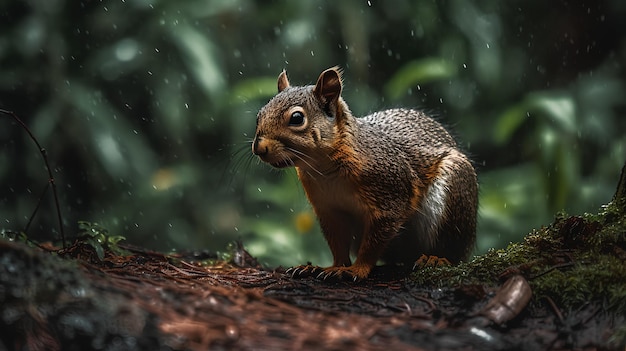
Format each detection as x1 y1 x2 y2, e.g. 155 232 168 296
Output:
316 265 371 281
318 262 373 281
286 263 372 281
285 264 324 278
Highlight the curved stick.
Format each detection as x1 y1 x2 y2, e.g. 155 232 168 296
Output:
1 108 65 247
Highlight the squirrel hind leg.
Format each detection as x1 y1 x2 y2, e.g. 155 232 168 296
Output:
429 151 478 263
386 150 477 265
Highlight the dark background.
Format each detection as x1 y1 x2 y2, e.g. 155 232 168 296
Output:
1 0 625 267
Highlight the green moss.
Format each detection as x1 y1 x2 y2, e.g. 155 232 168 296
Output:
532 254 626 311
412 226 555 287
411 200 626 314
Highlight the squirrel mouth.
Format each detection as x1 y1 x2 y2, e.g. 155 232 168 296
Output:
270 159 293 168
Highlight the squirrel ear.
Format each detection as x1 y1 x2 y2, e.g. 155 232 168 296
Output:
314 67 343 107
278 70 290 92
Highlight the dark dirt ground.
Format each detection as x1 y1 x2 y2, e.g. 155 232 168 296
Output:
0 232 623 351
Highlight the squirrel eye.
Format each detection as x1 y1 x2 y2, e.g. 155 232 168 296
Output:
288 111 305 126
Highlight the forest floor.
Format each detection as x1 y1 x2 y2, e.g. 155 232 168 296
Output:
1 166 626 351
1 203 626 351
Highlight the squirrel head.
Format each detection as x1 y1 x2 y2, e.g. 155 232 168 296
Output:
252 67 351 172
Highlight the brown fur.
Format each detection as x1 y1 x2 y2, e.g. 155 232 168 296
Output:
253 67 478 280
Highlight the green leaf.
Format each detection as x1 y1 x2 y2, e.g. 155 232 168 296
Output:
493 92 576 145
230 77 280 103
385 58 457 100
107 235 126 245
171 25 224 98
86 238 105 261
493 104 527 144
528 93 576 133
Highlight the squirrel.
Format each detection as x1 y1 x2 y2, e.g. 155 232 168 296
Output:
252 67 478 281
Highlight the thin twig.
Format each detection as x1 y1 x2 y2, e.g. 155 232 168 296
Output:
0 108 65 247
543 296 564 323
24 182 51 234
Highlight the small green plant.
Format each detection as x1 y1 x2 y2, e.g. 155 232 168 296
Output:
0 229 29 244
77 221 129 260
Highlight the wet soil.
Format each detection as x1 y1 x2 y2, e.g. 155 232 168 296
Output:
0 237 622 351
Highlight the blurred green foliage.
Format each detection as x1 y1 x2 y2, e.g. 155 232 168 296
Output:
1 0 625 267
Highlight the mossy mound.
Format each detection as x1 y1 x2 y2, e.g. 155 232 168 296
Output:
414 200 626 308
412 190 626 346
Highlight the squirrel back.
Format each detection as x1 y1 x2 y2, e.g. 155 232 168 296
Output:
253 67 478 280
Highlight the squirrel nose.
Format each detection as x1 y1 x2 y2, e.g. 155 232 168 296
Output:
252 136 267 156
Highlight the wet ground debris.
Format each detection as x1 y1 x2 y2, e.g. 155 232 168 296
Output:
1 212 625 351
